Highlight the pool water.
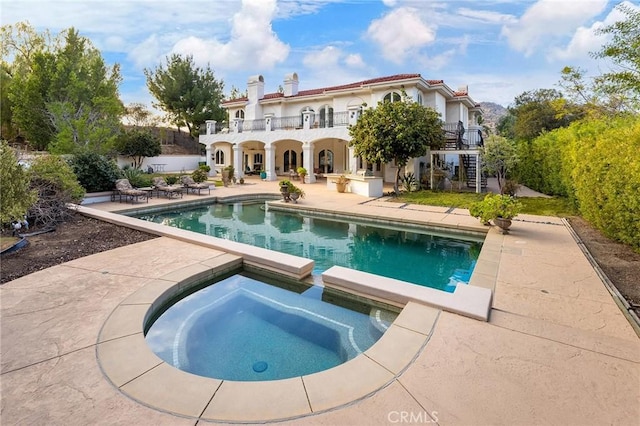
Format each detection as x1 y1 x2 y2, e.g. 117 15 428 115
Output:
145 273 398 381
136 202 482 292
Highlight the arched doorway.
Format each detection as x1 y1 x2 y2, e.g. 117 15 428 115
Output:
318 149 333 174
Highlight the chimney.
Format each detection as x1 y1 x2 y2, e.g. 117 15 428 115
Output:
457 85 468 95
247 75 264 103
284 72 299 97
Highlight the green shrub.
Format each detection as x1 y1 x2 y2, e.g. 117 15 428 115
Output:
198 164 211 173
469 193 522 223
69 151 121 192
165 175 179 185
192 168 207 183
121 167 146 187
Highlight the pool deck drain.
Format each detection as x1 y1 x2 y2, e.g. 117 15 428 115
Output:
1 178 639 425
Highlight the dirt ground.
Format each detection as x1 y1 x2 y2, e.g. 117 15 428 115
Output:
0 214 157 284
1 213 638 319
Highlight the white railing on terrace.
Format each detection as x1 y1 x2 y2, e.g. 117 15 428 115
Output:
272 115 303 130
203 116 483 149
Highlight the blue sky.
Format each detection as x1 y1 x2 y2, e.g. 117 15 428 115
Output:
2 0 638 113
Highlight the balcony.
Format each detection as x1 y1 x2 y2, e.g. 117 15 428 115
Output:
203 114 483 150
204 111 352 135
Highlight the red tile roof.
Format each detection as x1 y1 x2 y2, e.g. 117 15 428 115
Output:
223 73 445 104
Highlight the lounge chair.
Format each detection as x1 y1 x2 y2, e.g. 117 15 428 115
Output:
152 177 183 198
180 175 211 195
114 179 149 203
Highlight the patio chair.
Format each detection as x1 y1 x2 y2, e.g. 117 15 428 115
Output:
152 177 183 199
114 179 149 204
179 175 211 195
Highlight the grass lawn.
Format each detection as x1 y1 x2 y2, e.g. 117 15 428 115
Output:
396 191 578 217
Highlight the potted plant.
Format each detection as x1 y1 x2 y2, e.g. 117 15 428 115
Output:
332 175 350 193
279 179 292 202
289 184 305 203
296 167 307 183
469 193 522 233
260 169 267 180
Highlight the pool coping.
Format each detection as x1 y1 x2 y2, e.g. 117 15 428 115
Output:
81 201 501 422
96 253 442 422
76 202 499 319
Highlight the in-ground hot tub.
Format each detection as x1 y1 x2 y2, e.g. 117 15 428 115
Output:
145 271 399 381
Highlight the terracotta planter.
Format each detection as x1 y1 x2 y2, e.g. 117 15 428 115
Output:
493 217 512 234
336 182 347 193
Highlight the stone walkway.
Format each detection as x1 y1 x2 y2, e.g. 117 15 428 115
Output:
1 177 638 425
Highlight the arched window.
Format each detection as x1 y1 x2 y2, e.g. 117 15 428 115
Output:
283 150 297 171
235 110 245 119
318 150 334 173
383 92 401 103
214 149 225 165
416 92 423 106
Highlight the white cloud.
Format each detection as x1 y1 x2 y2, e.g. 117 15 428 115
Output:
456 8 517 25
169 0 289 71
303 46 342 68
549 0 640 62
501 0 609 56
344 53 365 68
302 46 366 70
366 7 436 64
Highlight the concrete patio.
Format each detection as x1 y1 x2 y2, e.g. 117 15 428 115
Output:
1 177 638 425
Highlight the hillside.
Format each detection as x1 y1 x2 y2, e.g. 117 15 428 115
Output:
479 102 507 134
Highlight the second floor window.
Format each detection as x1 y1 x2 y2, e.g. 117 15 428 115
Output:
235 110 245 119
383 92 401 103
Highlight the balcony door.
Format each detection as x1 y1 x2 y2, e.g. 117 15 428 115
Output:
319 106 334 128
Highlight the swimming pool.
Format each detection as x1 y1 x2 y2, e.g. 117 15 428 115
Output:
145 271 399 381
135 202 482 292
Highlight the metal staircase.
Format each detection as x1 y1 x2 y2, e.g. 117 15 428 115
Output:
460 154 487 190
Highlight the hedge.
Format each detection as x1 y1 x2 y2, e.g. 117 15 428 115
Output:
515 115 640 250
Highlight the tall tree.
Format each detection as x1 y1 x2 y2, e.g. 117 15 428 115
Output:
45 29 123 154
123 103 159 127
145 54 225 139
501 89 576 141
592 2 640 109
2 23 123 152
349 95 444 194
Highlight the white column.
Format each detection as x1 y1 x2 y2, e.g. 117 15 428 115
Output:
348 146 357 175
302 110 313 130
265 145 276 181
205 145 213 176
233 144 242 180
303 141 315 183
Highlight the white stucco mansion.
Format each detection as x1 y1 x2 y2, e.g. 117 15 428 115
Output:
200 73 484 194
